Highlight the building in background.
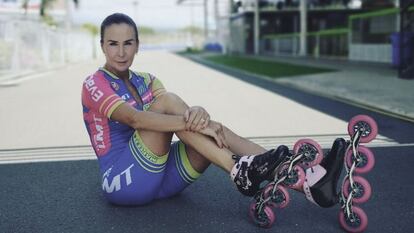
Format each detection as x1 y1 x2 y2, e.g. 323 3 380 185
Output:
227 0 412 66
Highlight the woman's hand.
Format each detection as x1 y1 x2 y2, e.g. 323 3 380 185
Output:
199 121 229 149
184 106 210 132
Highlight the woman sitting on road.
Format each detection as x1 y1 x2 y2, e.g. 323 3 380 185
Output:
81 13 345 207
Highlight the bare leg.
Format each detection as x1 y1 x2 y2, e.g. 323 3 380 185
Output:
138 92 234 172
138 92 267 173
221 126 266 156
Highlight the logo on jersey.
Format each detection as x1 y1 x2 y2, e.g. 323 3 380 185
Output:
137 85 146 96
141 91 153 103
121 94 130 100
111 81 119 91
84 75 104 102
92 114 106 151
102 164 134 193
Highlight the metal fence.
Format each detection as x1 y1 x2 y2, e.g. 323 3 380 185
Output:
262 28 348 59
348 8 399 63
0 17 94 76
139 32 204 51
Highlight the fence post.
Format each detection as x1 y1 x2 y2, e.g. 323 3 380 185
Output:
299 0 307 56
41 26 50 69
315 34 320 58
11 21 20 72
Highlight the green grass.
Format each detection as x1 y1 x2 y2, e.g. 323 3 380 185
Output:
204 55 335 79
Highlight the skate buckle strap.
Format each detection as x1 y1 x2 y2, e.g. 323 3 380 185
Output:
306 165 326 186
230 156 255 186
304 165 327 206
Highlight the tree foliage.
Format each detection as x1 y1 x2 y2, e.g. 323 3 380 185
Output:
38 0 79 17
139 26 155 35
82 23 99 36
180 26 203 35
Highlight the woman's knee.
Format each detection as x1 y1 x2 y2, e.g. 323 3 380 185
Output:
185 144 210 173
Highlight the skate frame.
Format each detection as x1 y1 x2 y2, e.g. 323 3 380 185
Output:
254 151 304 216
340 129 362 222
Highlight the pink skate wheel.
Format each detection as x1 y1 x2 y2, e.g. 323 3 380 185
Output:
348 115 378 143
346 146 375 174
293 139 323 168
281 165 305 189
249 202 275 228
343 176 372 204
339 206 368 233
263 184 290 209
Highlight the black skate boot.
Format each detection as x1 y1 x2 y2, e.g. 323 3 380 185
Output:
230 145 290 197
303 138 347 208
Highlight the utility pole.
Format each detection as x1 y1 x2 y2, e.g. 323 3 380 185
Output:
190 1 194 46
299 0 307 56
395 0 400 32
65 0 72 31
64 0 72 63
254 0 259 55
132 1 139 24
204 0 208 40
214 0 219 41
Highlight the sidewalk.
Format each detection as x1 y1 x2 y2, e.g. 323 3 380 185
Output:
188 53 414 123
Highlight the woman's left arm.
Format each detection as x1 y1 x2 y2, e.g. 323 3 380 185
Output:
184 106 210 131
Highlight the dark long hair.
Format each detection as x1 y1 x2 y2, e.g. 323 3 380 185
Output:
100 13 139 44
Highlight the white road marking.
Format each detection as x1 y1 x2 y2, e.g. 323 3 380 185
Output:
248 134 400 150
0 134 409 165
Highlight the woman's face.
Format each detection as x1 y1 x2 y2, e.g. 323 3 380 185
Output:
101 23 138 77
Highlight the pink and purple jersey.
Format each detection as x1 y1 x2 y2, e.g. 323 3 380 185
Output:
81 68 201 206
81 68 165 169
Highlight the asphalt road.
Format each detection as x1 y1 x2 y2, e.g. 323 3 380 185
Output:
1 147 413 233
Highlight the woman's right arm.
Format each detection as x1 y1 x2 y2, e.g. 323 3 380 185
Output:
110 102 188 133
83 73 188 133
111 103 228 148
